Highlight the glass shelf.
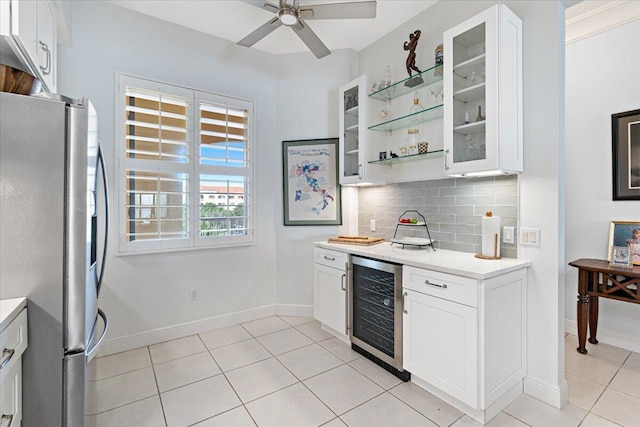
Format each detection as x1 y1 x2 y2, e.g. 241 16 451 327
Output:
369 65 444 101
368 149 444 165
345 149 359 155
345 105 359 117
453 82 485 103
368 104 443 132
453 121 485 135
345 124 359 133
453 53 486 72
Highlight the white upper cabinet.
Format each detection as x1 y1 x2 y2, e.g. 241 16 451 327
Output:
443 4 522 177
0 0 57 93
338 75 385 185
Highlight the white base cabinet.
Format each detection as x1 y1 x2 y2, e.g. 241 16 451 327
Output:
313 248 348 338
0 307 28 427
403 266 527 424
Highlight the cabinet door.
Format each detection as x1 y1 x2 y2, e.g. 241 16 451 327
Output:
443 4 522 176
338 75 384 185
314 263 347 336
403 289 479 408
10 0 39 67
0 359 23 427
37 0 56 92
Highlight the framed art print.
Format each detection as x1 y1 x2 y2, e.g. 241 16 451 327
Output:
612 109 640 200
282 138 342 226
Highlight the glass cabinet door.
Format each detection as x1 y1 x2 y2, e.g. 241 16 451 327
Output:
451 22 487 166
341 83 361 181
443 4 522 176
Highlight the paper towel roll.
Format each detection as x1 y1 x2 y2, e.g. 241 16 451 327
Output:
481 216 501 257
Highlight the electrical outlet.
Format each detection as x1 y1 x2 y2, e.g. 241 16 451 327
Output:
503 226 515 244
520 228 540 247
370 219 376 232
189 288 198 301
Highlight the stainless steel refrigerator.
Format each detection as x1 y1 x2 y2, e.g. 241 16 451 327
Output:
0 91 109 427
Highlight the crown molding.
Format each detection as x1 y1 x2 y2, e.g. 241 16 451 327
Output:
566 0 640 44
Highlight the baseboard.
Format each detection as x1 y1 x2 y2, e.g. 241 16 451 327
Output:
410 376 522 424
99 304 314 357
564 319 640 353
275 304 313 318
523 375 568 409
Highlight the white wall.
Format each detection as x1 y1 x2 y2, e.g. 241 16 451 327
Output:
358 0 568 408
274 50 357 308
565 20 640 351
57 1 353 349
58 1 282 345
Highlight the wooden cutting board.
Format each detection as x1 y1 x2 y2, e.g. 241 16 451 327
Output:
327 235 384 246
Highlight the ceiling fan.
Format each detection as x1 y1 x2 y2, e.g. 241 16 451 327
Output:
238 0 377 59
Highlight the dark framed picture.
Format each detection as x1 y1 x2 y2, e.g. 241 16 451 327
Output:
282 138 342 226
609 221 640 266
612 109 640 200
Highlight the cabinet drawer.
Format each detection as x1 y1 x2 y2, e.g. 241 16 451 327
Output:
314 248 348 270
0 358 22 427
0 309 28 381
403 266 478 307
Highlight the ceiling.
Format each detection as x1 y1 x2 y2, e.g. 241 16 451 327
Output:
106 0 438 56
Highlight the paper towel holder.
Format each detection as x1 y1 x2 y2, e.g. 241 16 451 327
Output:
474 233 502 259
475 211 502 260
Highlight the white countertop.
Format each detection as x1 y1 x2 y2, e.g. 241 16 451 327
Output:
0 297 27 332
316 241 530 279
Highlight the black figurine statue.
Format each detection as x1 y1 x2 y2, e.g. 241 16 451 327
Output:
403 30 424 87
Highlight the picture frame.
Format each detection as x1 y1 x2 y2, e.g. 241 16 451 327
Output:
282 138 342 226
609 246 632 269
611 109 640 200
608 221 640 265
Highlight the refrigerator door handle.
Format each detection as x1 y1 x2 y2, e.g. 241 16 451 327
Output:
86 309 108 363
96 145 109 295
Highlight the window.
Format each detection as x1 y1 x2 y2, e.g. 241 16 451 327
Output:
117 74 254 253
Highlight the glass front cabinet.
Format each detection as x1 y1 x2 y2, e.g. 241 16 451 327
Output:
338 75 384 185
443 4 523 177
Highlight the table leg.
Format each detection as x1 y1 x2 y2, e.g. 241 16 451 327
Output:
576 269 589 354
588 294 599 344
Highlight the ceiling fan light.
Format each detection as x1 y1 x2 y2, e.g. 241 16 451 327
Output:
278 8 298 26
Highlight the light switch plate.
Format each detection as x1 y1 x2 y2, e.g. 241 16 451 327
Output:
520 228 540 246
503 226 515 244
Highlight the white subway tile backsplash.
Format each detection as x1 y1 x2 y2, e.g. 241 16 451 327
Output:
358 176 519 257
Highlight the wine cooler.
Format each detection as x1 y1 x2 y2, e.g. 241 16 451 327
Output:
349 256 409 381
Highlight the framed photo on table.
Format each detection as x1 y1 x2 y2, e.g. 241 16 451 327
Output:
282 138 341 226
609 221 640 265
612 109 640 200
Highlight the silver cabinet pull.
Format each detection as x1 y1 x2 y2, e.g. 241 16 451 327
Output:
402 292 408 314
39 41 51 75
323 255 336 261
1 414 14 427
425 279 447 289
358 164 363 180
0 348 15 369
341 273 346 291
444 149 450 170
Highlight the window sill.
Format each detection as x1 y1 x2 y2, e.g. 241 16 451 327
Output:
116 241 255 257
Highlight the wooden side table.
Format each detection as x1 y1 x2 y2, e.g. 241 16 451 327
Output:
568 259 640 354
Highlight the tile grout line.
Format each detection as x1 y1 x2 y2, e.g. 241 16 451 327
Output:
148 345 169 427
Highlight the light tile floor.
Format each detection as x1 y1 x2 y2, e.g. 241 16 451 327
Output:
86 317 640 427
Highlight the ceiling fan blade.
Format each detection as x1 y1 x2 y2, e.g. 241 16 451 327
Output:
242 0 280 13
237 17 282 47
300 1 377 20
292 20 331 59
